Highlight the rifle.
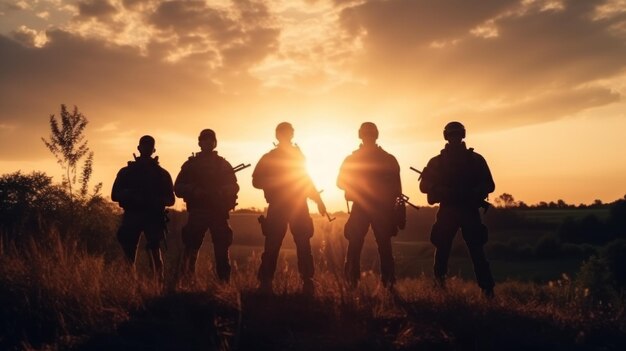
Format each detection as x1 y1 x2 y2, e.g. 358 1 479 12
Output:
409 166 423 180
233 163 251 173
318 190 336 222
398 194 420 210
411 165 491 213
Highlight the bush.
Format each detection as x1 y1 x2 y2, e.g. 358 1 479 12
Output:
0 171 69 244
1 171 122 258
600 239 626 289
575 255 618 304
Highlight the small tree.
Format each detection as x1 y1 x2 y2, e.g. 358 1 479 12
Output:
41 104 100 198
495 193 516 208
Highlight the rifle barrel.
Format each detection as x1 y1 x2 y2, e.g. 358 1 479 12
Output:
400 194 420 210
233 163 251 173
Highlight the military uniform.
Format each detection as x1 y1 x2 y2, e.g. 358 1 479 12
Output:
252 144 320 286
111 156 174 263
420 142 495 292
175 150 239 281
338 145 402 287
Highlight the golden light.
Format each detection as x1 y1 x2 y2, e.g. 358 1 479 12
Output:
297 125 359 212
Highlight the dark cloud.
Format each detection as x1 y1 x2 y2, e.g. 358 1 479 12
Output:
339 0 626 126
147 0 279 73
77 0 117 18
122 0 151 10
447 87 621 130
0 30 222 159
340 0 518 45
149 1 241 40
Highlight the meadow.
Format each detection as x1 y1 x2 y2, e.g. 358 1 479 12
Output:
1 207 625 350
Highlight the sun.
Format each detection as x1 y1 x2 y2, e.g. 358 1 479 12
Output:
297 128 358 212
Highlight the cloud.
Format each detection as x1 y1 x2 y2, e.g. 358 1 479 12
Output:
147 0 280 74
0 29 226 159
337 0 626 127
77 0 117 18
10 25 48 47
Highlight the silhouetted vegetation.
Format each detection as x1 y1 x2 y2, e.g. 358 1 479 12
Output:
2 115 626 350
0 218 625 350
41 104 101 198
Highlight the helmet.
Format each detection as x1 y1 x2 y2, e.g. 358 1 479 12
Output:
139 135 155 149
199 129 216 142
275 122 294 141
358 122 379 140
443 121 465 140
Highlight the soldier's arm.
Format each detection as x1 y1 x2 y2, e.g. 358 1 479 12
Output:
418 159 438 194
162 170 175 207
251 155 267 189
220 160 240 195
111 168 127 203
477 155 495 195
390 155 402 198
174 162 194 199
336 156 351 191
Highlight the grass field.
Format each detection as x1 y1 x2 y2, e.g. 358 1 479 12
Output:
1 208 623 350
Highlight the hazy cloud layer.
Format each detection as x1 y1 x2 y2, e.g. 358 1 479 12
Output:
1 0 625 160
338 0 626 128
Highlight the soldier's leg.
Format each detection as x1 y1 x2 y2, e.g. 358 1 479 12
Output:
372 212 397 287
207 215 234 283
181 212 211 279
258 204 288 288
144 212 166 283
344 204 370 287
116 211 142 266
290 203 315 289
461 209 495 295
431 207 460 286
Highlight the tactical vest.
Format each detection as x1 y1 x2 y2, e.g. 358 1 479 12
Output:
180 152 236 211
118 158 166 211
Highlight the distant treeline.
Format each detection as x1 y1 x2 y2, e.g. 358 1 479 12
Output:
492 192 625 209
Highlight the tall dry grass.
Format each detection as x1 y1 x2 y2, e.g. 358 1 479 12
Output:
1 216 625 350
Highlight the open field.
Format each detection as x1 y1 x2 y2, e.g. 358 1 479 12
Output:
1 206 624 350
1 230 625 351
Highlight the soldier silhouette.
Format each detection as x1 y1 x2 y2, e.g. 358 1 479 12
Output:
419 122 496 298
253 122 327 295
175 129 240 283
337 122 402 289
111 135 175 283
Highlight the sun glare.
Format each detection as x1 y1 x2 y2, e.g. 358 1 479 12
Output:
298 127 358 212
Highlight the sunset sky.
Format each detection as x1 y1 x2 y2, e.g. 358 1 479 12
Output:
1 0 625 211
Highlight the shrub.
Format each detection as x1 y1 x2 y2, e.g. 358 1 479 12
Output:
600 239 626 289
575 255 618 304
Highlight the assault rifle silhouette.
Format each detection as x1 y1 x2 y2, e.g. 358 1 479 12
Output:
233 163 251 173
410 166 491 213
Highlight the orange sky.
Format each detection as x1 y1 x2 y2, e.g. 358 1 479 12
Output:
1 0 625 210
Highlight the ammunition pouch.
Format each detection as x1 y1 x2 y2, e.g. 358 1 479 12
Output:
394 200 406 231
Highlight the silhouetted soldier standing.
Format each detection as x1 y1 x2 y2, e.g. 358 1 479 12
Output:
253 122 327 295
175 129 239 283
338 122 402 288
112 135 175 282
419 122 496 298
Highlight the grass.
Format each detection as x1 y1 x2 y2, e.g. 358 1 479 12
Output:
1 217 625 350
